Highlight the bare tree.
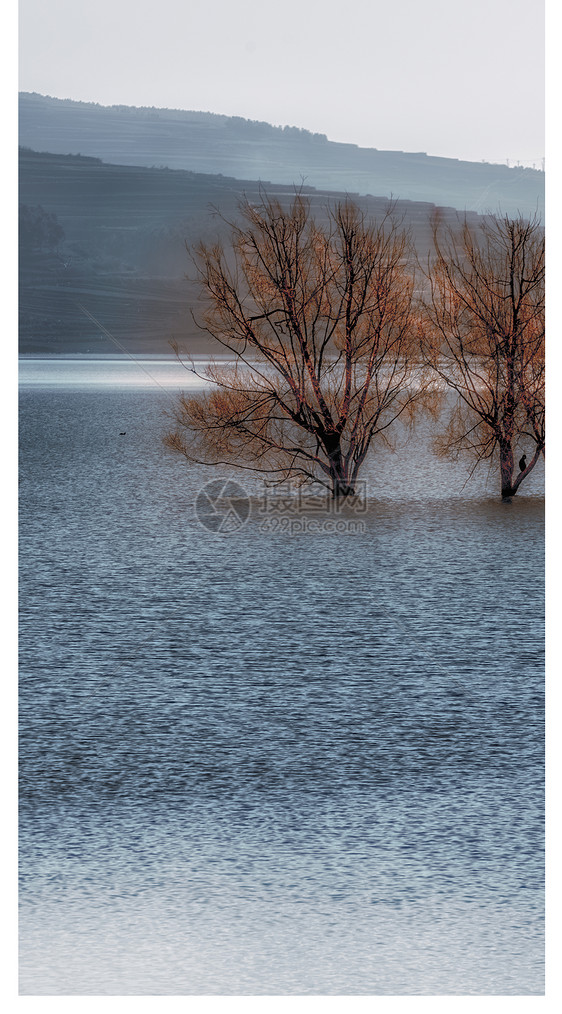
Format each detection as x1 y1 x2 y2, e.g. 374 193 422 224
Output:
421 211 544 499
165 193 429 498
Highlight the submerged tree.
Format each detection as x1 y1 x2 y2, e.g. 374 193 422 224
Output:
421 212 545 499
165 193 429 498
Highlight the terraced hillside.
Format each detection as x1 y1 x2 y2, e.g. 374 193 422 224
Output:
20 148 482 354
20 93 544 220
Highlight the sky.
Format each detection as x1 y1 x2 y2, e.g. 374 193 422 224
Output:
18 0 545 167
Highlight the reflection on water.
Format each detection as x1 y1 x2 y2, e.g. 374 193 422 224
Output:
19 356 218 389
19 362 544 994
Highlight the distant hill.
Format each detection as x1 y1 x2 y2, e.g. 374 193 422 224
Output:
19 147 484 355
19 92 544 220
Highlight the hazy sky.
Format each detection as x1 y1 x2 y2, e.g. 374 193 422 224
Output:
19 0 544 165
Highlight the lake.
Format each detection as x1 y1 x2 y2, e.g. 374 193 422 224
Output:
19 358 544 994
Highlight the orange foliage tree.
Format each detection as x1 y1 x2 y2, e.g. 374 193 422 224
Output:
421 212 544 499
165 193 430 498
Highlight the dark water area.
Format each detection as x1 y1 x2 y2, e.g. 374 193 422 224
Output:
19 361 544 994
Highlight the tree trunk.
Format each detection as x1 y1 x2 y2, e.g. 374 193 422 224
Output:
332 476 356 499
330 451 355 498
500 442 515 498
323 433 355 499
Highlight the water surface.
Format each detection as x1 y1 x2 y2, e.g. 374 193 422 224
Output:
19 358 544 994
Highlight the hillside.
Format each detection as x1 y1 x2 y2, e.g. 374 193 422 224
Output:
20 148 485 355
19 92 544 220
